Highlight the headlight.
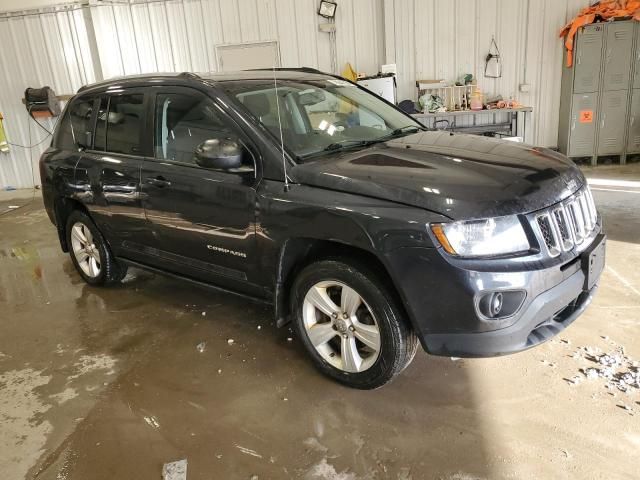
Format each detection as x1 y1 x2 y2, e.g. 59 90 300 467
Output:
431 215 530 257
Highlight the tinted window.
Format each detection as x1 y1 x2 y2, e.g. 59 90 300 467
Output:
106 94 144 155
54 97 95 150
154 92 234 164
94 96 109 151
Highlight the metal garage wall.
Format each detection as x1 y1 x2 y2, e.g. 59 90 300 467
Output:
89 0 383 80
0 0 594 188
0 4 96 189
383 0 590 146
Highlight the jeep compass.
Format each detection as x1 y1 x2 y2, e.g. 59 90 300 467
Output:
40 69 605 389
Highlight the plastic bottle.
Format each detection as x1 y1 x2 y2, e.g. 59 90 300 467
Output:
469 89 483 111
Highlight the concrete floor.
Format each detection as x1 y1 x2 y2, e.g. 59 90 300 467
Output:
1 165 639 480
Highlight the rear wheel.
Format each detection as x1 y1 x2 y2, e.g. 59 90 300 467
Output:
66 210 127 286
291 259 418 389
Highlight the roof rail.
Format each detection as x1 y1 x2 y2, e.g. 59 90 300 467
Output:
179 72 200 79
247 67 326 75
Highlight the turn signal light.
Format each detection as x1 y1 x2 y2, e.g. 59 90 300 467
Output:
431 224 457 255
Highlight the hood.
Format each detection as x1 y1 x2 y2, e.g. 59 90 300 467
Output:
290 131 585 220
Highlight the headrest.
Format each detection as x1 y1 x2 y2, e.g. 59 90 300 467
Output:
242 93 271 118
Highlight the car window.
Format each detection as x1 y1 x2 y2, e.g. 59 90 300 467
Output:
231 80 422 159
303 89 385 131
106 94 144 155
154 92 236 165
54 97 95 150
93 96 109 151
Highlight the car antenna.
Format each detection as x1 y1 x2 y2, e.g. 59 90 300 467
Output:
272 65 290 192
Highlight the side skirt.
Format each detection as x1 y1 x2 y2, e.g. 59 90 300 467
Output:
117 257 273 308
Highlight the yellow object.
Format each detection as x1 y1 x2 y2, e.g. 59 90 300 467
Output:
431 224 457 255
341 63 357 82
0 113 9 153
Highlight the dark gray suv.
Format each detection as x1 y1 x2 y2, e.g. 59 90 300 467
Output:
40 69 605 389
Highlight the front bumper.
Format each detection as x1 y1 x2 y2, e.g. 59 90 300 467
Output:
424 273 597 357
384 232 605 357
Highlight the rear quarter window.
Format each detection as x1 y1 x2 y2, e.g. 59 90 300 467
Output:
53 97 96 150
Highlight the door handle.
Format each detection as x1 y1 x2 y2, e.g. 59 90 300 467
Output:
145 176 171 188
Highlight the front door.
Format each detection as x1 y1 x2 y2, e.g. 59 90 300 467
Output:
140 87 260 295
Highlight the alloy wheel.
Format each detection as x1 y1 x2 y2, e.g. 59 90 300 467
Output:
302 281 381 373
70 221 102 278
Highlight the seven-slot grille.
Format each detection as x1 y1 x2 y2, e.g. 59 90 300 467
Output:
534 187 598 257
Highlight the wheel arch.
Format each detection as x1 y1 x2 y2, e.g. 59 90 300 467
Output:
53 196 90 252
274 238 410 333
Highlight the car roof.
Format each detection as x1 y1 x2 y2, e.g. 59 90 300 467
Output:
76 68 334 94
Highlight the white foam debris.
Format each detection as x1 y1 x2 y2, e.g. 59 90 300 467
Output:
235 444 262 458
68 354 117 380
196 342 206 353
304 458 356 480
227 339 235 345
143 415 160 429
162 459 187 480
568 342 640 393
584 368 599 380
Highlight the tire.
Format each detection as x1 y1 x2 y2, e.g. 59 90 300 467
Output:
66 210 127 286
290 259 419 389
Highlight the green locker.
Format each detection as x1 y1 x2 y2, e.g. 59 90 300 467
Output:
558 20 639 164
628 89 640 154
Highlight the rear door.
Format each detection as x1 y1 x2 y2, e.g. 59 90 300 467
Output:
75 89 151 254
140 86 261 295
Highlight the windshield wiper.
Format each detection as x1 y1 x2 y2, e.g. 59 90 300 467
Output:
300 126 425 160
322 139 374 152
322 127 422 152
380 125 423 139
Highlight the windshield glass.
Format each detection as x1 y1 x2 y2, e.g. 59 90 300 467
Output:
226 78 422 160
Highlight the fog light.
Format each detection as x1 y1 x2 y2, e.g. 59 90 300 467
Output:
477 290 526 319
490 292 503 317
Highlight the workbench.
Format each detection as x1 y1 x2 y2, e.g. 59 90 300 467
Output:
412 107 533 139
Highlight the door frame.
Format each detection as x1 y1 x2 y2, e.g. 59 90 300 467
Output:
144 84 263 185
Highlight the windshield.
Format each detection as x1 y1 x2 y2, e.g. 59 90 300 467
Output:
226 78 423 160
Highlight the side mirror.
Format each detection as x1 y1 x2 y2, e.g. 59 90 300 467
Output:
195 137 244 170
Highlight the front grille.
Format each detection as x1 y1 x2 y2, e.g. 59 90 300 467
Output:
534 187 598 257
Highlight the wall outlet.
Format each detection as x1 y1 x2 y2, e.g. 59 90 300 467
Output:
519 83 531 93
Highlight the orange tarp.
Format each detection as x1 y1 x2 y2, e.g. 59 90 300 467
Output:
559 0 640 67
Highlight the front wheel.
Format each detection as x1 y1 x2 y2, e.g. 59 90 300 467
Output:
291 259 418 389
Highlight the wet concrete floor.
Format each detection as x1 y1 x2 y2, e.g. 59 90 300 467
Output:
1 166 639 479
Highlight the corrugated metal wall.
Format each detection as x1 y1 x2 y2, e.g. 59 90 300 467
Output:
383 0 590 145
0 5 96 189
0 0 590 188
89 0 383 79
